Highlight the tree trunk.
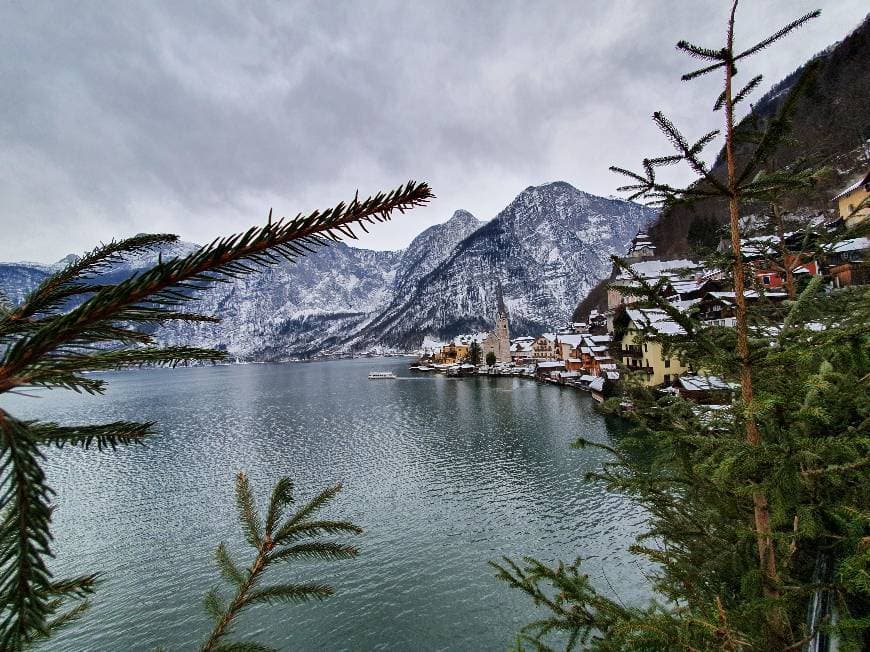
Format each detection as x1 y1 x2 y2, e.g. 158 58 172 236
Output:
724 1 781 602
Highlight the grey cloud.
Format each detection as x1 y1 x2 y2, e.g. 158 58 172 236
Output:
0 0 865 261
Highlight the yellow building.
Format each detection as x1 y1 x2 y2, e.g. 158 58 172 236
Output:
618 308 689 387
834 169 870 229
435 342 468 365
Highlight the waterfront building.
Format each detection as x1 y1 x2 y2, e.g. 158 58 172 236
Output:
532 334 557 360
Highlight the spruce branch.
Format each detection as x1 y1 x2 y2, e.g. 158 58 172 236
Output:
0 181 433 392
0 413 54 649
234 474 263 549
732 10 821 62
5 234 178 322
27 421 155 451
199 474 360 652
714 74 762 111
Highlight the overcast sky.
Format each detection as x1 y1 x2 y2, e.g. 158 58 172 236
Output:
1 1 866 262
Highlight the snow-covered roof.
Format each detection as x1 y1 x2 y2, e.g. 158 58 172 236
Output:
678 375 736 392
537 361 565 368
589 377 605 392
831 237 870 253
599 363 617 370
670 279 703 295
587 335 611 343
702 290 788 304
605 371 620 380
579 374 596 382
567 358 582 363
626 308 686 336
558 371 580 378
833 169 870 200
555 334 585 346
618 258 699 280
453 332 489 345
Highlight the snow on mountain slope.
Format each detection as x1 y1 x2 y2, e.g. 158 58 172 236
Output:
350 182 657 349
0 182 655 357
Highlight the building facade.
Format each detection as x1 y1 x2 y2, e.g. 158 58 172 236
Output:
482 312 511 363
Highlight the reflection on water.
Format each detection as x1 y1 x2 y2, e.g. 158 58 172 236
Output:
2 359 649 651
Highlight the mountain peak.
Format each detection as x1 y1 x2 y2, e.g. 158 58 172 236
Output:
448 209 479 226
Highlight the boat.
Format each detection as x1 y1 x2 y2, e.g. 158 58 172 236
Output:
368 371 397 379
409 365 435 372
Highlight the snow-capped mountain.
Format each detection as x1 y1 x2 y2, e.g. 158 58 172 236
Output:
349 182 657 348
0 182 655 357
392 209 481 295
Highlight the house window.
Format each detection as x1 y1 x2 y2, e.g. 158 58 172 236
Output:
664 358 670 368
762 275 771 285
643 343 648 352
664 374 670 384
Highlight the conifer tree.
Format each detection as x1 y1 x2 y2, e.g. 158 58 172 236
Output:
467 341 483 366
0 181 432 649
494 4 869 650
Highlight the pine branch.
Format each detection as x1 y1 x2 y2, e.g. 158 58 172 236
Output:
271 520 364 545
732 11 820 62
0 181 433 393
676 41 726 62
0 413 54 648
714 74 762 111
264 477 293 538
234 474 262 549
245 583 333 605
272 484 343 543
215 544 246 587
5 234 178 322
198 475 360 652
267 542 358 563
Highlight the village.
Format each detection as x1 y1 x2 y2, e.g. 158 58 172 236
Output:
415 169 870 405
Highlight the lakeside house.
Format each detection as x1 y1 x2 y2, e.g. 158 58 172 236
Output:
825 237 869 288
618 308 689 387
696 290 789 327
532 334 558 361
833 168 870 229
416 213 865 398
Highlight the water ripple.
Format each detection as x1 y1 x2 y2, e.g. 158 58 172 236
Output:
1 360 652 651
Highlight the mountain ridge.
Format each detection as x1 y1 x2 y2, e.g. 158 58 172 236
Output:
1 181 655 357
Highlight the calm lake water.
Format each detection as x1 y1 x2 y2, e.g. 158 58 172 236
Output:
3 359 650 651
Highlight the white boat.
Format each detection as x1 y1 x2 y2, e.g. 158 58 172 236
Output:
368 371 397 379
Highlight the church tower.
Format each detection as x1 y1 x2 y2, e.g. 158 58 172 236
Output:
494 312 510 363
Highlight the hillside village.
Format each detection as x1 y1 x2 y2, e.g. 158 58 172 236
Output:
417 169 870 404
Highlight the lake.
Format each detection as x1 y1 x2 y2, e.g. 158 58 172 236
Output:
3 359 649 650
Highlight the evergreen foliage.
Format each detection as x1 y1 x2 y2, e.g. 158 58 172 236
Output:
467 341 483 366
0 181 432 648
486 351 497 367
494 4 869 650
199 473 361 652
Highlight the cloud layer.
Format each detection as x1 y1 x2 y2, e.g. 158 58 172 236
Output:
1 0 865 261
